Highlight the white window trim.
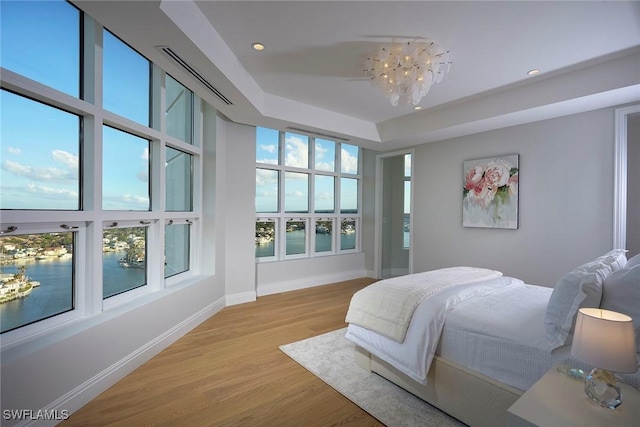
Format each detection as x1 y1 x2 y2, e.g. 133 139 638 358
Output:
0 8 204 348
255 129 362 262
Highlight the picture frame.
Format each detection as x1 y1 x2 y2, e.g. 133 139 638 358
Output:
463 154 519 229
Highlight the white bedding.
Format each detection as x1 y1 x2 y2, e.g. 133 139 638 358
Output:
347 278 640 391
345 266 502 342
345 275 524 385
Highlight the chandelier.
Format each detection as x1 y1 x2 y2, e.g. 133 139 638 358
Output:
364 40 451 106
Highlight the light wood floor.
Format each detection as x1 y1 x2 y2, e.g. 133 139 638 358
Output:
62 277 383 426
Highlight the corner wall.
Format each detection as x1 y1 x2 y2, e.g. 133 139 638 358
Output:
411 107 620 286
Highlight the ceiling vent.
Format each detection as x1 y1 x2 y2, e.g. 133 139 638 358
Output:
158 45 232 106
286 127 350 142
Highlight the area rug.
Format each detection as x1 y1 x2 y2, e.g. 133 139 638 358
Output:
279 328 465 427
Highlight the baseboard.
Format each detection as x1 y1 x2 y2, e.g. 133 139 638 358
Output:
257 269 367 296
22 296 226 427
225 290 257 306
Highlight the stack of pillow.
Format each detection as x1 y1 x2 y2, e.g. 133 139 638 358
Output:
545 249 639 355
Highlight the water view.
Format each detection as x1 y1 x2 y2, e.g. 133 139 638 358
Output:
1 252 145 334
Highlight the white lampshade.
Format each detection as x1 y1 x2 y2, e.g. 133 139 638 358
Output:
571 308 638 373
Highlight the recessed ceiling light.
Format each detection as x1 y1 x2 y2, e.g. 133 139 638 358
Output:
252 43 265 51
527 69 541 76
413 106 422 110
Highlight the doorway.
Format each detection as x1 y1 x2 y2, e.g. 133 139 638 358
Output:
376 151 413 279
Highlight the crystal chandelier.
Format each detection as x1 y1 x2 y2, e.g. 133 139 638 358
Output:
364 40 451 106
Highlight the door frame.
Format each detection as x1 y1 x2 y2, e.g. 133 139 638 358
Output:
374 149 415 279
614 104 640 249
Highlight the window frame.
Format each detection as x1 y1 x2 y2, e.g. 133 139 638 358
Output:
0 3 204 346
256 128 362 262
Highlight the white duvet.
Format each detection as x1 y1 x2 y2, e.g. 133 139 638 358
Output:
346 275 524 384
345 266 503 343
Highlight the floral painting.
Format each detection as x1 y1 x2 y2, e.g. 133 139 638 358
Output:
463 154 519 229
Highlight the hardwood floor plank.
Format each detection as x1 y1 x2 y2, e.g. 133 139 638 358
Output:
62 278 382 426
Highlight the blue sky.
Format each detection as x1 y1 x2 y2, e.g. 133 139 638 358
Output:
256 128 360 213
1 0 151 211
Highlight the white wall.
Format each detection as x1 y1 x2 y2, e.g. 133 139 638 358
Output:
217 117 258 305
257 253 366 295
411 107 621 287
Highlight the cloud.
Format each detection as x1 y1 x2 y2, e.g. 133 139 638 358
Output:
260 144 276 153
2 159 76 181
52 150 78 169
256 169 278 187
121 193 149 205
137 170 149 182
284 134 308 168
286 190 305 198
26 183 78 198
141 147 149 160
7 146 22 155
341 148 358 174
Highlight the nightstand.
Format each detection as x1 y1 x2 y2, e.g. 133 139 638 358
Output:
506 365 640 427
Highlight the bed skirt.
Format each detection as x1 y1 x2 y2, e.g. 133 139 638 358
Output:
353 345 523 427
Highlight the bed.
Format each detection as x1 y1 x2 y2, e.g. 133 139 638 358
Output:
345 251 640 427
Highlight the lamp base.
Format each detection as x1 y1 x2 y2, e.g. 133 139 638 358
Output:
584 368 622 409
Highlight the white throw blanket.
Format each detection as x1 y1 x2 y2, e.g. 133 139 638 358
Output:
345 266 503 343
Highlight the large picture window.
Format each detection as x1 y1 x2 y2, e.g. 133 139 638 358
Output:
255 127 361 260
0 0 202 342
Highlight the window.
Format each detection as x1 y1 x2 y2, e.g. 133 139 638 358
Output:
285 219 307 256
103 29 151 126
284 132 308 168
315 219 333 253
314 175 334 213
0 0 202 342
255 127 361 260
255 220 276 258
165 221 190 278
315 139 335 171
166 147 193 212
0 0 80 97
256 127 279 165
340 218 357 251
255 169 279 213
284 172 309 213
165 74 193 144
102 126 151 211
103 225 147 298
0 230 75 334
0 90 81 210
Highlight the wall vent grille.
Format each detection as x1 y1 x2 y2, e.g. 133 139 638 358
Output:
286 127 350 142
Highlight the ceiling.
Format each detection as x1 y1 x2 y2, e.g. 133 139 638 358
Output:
74 1 640 151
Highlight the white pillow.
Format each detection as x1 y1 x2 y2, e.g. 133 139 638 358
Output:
600 264 640 354
544 262 611 350
626 253 640 269
592 249 627 272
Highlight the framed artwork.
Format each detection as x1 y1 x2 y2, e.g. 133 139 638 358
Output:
463 154 519 229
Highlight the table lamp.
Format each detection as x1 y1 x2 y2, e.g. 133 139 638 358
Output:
570 308 638 409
